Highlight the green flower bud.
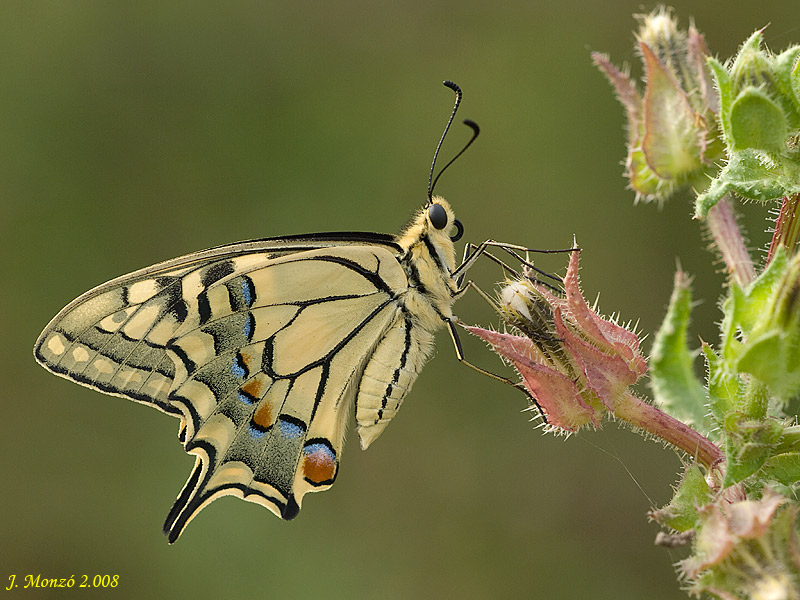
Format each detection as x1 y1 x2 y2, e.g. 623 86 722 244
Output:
649 464 712 531
593 9 722 203
729 30 776 91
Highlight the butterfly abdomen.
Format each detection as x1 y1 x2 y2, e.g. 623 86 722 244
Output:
349 197 461 449
354 313 435 449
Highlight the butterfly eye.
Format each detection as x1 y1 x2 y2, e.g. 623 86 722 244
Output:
428 203 448 230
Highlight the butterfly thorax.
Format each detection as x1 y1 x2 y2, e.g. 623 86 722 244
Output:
394 197 459 333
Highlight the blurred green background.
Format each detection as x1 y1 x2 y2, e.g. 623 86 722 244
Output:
2 2 797 598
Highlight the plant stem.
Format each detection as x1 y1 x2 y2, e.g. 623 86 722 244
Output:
706 196 756 287
741 378 770 420
615 391 723 469
767 192 800 263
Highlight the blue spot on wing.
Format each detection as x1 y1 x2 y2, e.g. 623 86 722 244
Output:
238 391 256 404
248 425 267 439
231 358 246 379
303 442 336 460
243 313 253 339
279 419 304 439
242 277 254 307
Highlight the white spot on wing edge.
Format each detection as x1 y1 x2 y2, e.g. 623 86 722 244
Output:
72 346 90 363
46 333 66 356
92 357 115 375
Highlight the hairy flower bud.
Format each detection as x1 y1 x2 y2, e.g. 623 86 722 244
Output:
467 250 722 468
468 251 646 432
593 8 722 203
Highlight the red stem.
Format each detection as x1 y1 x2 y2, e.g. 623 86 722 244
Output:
767 193 800 264
615 391 723 470
706 197 755 287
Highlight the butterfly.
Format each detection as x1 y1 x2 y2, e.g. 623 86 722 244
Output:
33 81 500 542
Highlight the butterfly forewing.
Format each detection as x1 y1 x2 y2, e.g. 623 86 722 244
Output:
34 233 400 409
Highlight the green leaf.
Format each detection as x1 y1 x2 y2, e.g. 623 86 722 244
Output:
707 56 733 143
741 250 789 330
729 88 788 154
649 464 712 531
712 253 800 415
737 332 783 380
722 415 783 487
641 42 704 179
702 343 740 424
695 149 800 217
773 46 800 123
736 249 800 401
719 285 746 361
737 331 800 400
725 249 788 342
650 271 710 434
762 451 800 486
792 49 800 108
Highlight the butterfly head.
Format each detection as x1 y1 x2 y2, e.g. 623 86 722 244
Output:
396 196 461 268
426 197 463 242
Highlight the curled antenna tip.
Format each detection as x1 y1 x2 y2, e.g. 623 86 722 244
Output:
429 118 481 197
463 119 480 135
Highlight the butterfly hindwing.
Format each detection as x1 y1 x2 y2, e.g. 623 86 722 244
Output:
160 245 411 539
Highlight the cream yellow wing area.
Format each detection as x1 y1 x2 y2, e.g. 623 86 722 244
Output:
34 265 205 417
33 234 402 421
162 246 410 542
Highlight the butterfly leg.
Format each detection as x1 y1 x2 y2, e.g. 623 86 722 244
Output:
445 316 548 421
456 242 522 284
446 317 512 385
448 276 528 390
453 239 578 289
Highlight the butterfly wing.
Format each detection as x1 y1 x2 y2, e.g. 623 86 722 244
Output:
34 232 421 541
34 232 399 413
162 245 415 541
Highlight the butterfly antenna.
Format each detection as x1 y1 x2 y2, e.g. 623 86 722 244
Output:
427 80 464 204
430 119 480 198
